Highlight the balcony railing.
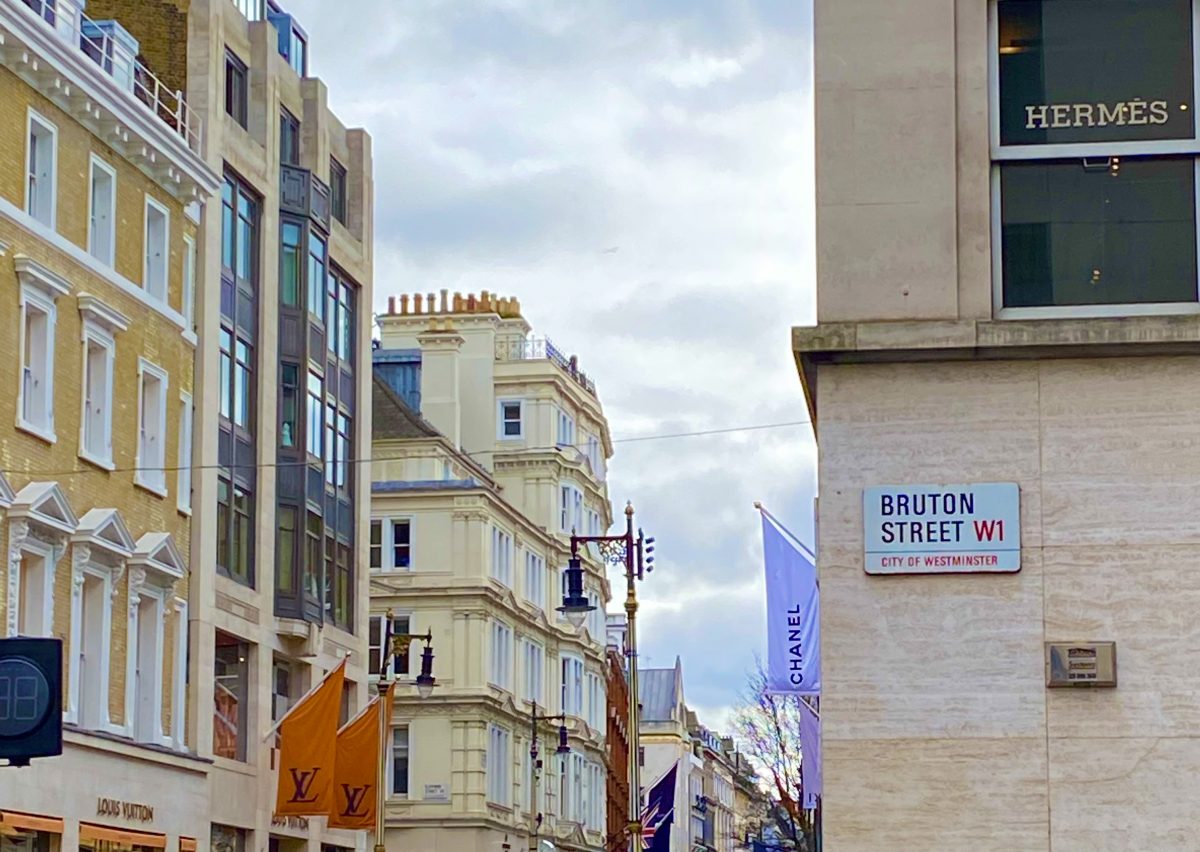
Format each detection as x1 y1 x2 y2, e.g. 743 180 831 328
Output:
18 0 203 154
495 336 597 397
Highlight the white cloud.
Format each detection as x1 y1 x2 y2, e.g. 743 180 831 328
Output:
285 0 816 732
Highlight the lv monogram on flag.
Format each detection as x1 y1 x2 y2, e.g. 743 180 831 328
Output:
275 659 347 816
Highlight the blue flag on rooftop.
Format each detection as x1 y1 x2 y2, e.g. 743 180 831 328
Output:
759 506 820 695
640 761 678 851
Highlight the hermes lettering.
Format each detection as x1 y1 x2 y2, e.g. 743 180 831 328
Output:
96 798 154 822
1025 100 1171 129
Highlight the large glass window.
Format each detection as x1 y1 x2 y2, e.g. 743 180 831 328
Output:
214 632 249 761
281 222 301 306
1001 156 1198 307
994 0 1200 313
306 372 323 457
280 363 299 448
280 109 300 166
307 235 326 320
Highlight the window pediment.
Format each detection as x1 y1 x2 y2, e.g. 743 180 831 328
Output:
11 481 78 535
130 532 186 588
78 293 130 334
14 255 71 301
72 508 135 561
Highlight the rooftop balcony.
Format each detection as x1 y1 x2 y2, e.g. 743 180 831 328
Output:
495 336 597 398
2 0 217 199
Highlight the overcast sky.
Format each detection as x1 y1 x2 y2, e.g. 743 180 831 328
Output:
288 0 816 733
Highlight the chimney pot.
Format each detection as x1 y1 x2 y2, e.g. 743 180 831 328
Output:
440 289 449 312
414 293 424 314
399 294 410 315
387 296 396 315
453 292 463 312
467 294 477 311
428 292 436 314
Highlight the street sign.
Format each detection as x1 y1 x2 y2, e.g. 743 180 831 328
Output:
0 636 63 766
863 483 1021 575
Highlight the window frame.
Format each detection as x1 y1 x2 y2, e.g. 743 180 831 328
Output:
330 157 348 225
134 357 170 496
69 562 116 731
130 586 166 744
280 108 300 166
988 0 1200 319
182 234 196 328
177 391 193 514
487 724 511 806
79 322 116 469
143 194 171 302
497 399 524 440
87 154 117 266
491 526 513 586
490 619 513 691
25 108 57 230
17 284 58 442
390 725 410 797
225 49 249 129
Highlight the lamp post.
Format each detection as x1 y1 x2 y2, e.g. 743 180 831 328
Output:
527 701 571 852
375 614 437 852
561 502 655 852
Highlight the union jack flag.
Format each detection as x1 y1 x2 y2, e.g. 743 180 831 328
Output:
638 762 678 852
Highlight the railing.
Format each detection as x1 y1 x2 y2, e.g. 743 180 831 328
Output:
495 336 597 397
17 0 204 154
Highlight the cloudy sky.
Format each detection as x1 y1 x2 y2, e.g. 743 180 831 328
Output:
288 0 816 731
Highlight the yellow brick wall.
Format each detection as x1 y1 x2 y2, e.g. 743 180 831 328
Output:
83 0 191 100
0 68 194 741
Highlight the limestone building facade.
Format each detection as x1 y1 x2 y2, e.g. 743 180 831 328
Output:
0 0 218 848
798 0 1200 849
370 292 614 852
1 1 374 850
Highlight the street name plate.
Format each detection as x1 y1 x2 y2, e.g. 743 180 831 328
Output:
863 483 1021 575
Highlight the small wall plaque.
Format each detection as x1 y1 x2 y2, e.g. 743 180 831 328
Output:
1046 642 1117 688
424 783 449 802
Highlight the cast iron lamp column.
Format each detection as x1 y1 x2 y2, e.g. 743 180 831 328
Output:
375 616 437 852
527 701 572 851
561 502 655 852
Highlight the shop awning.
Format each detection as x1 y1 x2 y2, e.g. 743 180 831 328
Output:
79 823 167 848
0 812 63 834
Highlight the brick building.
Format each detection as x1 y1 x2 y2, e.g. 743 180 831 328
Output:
605 644 630 851
0 0 218 847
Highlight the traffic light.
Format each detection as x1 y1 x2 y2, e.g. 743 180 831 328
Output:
0 637 62 766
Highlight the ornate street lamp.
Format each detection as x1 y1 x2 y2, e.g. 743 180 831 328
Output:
527 702 571 851
564 502 655 852
375 615 437 852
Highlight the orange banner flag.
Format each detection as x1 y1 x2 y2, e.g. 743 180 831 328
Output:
329 683 395 830
275 659 347 816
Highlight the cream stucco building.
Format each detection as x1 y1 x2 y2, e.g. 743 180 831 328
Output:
370 292 614 852
799 0 1200 849
0 0 218 848
3 0 374 850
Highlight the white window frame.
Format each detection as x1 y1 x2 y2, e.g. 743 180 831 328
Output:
135 358 170 496
25 109 57 230
87 155 117 266
12 537 56 638
79 323 116 469
68 562 115 730
523 550 545 610
129 585 166 744
987 0 1200 320
143 195 171 302
497 398 524 439
388 517 413 571
171 598 187 747
369 612 414 680
560 654 584 717
17 285 58 442
182 234 196 328
557 407 576 447
390 725 410 797
521 637 543 704
491 526 513 586
491 620 513 691
487 724 512 806
177 392 193 513
560 483 584 533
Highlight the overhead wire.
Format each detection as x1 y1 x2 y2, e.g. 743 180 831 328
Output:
0 419 811 481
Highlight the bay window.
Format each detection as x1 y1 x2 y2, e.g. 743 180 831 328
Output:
993 0 1200 315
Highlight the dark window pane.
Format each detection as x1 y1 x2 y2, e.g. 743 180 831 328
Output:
280 110 300 166
237 192 254 282
217 479 230 573
219 328 233 420
277 506 296 594
305 512 321 599
1001 156 1198 307
998 0 1194 145
225 51 248 128
370 520 381 570
281 223 301 306
222 182 235 271
330 158 348 225
308 237 326 320
281 364 298 448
